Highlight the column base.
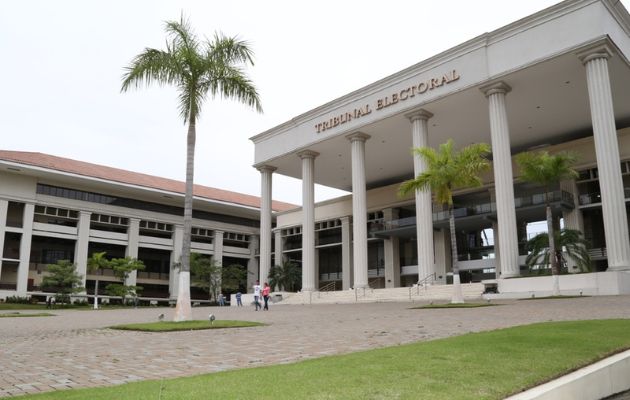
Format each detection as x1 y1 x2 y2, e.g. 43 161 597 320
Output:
500 271 521 279
608 265 630 272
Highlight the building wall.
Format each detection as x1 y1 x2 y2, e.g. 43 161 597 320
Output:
0 171 261 299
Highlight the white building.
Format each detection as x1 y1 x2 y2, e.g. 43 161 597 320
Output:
0 151 294 301
251 0 630 296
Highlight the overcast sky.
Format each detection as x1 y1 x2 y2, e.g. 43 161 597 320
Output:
2 0 628 205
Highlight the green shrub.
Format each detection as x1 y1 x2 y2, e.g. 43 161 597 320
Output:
5 295 31 304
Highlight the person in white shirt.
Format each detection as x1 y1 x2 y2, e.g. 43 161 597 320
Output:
253 280 262 311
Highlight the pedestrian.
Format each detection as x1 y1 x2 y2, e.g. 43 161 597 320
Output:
262 282 271 311
236 291 243 307
253 280 261 311
218 293 225 306
46 296 52 309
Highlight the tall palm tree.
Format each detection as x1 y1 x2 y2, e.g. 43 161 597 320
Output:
87 251 110 310
399 139 491 303
121 16 262 321
516 151 578 296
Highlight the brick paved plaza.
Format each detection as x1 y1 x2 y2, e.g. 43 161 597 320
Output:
2 296 630 397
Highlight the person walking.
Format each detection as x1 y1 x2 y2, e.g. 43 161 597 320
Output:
253 280 261 311
262 282 271 311
235 291 243 307
218 293 225 306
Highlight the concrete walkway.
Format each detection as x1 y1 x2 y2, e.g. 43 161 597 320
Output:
2 296 630 397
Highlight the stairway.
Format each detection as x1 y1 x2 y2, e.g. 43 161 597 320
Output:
276 283 484 305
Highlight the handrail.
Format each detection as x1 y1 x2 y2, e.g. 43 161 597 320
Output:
318 281 336 293
409 272 437 298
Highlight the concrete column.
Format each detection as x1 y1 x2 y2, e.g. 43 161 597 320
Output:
125 218 140 287
341 216 353 290
273 229 284 267
257 165 275 285
480 81 520 278
560 179 584 233
492 221 501 279
383 208 400 288
347 132 370 289
297 150 318 291
16 203 34 295
405 109 436 281
74 211 91 289
169 224 184 299
213 230 224 266
0 200 8 262
248 235 259 292
433 229 450 284
578 44 630 270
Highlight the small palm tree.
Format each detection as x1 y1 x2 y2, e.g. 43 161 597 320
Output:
525 229 591 274
121 16 262 321
269 261 301 292
399 139 491 303
87 252 110 310
516 151 578 295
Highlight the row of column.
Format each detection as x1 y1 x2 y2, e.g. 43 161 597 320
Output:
256 42 630 289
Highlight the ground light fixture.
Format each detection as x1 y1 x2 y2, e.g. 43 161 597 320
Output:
158 313 165 321
209 314 216 326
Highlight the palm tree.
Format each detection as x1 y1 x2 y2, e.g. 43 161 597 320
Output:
525 228 591 274
516 151 578 296
399 139 491 303
268 261 301 292
121 16 262 321
87 251 110 310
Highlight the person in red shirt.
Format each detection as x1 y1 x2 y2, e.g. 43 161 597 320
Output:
262 282 271 311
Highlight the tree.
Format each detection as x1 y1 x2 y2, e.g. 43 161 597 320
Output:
399 139 491 303
189 253 221 301
121 16 262 321
41 260 84 304
268 261 301 292
221 264 248 293
105 257 145 305
87 251 110 309
516 151 578 296
525 229 591 275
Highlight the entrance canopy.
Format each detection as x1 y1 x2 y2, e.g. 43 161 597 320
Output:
251 0 630 192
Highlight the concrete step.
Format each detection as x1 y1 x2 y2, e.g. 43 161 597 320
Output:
275 283 484 305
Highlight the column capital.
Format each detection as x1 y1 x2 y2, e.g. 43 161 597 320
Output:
79 210 92 216
346 132 371 143
256 164 277 173
213 230 224 235
577 43 614 65
480 81 512 97
404 108 433 122
297 150 319 160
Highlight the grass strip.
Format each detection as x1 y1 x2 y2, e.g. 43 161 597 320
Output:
413 302 499 309
109 320 264 332
16 319 630 400
0 312 54 318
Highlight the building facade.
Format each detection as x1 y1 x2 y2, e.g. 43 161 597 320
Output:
0 151 293 300
251 0 630 294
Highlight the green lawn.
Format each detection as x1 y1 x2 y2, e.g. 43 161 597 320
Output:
17 319 630 400
0 312 54 318
110 320 264 332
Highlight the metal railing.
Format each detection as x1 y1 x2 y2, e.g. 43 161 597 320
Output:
409 272 437 298
318 281 336 292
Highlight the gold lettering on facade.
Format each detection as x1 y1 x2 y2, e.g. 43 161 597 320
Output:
315 70 460 133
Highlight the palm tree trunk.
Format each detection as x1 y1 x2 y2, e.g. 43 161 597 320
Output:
174 115 196 322
547 204 560 296
449 205 464 303
93 279 99 310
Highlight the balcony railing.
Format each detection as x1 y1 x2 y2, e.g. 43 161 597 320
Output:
579 188 630 205
383 190 574 229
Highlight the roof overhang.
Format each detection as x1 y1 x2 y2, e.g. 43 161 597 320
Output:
251 0 630 192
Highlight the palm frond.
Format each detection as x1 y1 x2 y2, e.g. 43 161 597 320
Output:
121 49 182 92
